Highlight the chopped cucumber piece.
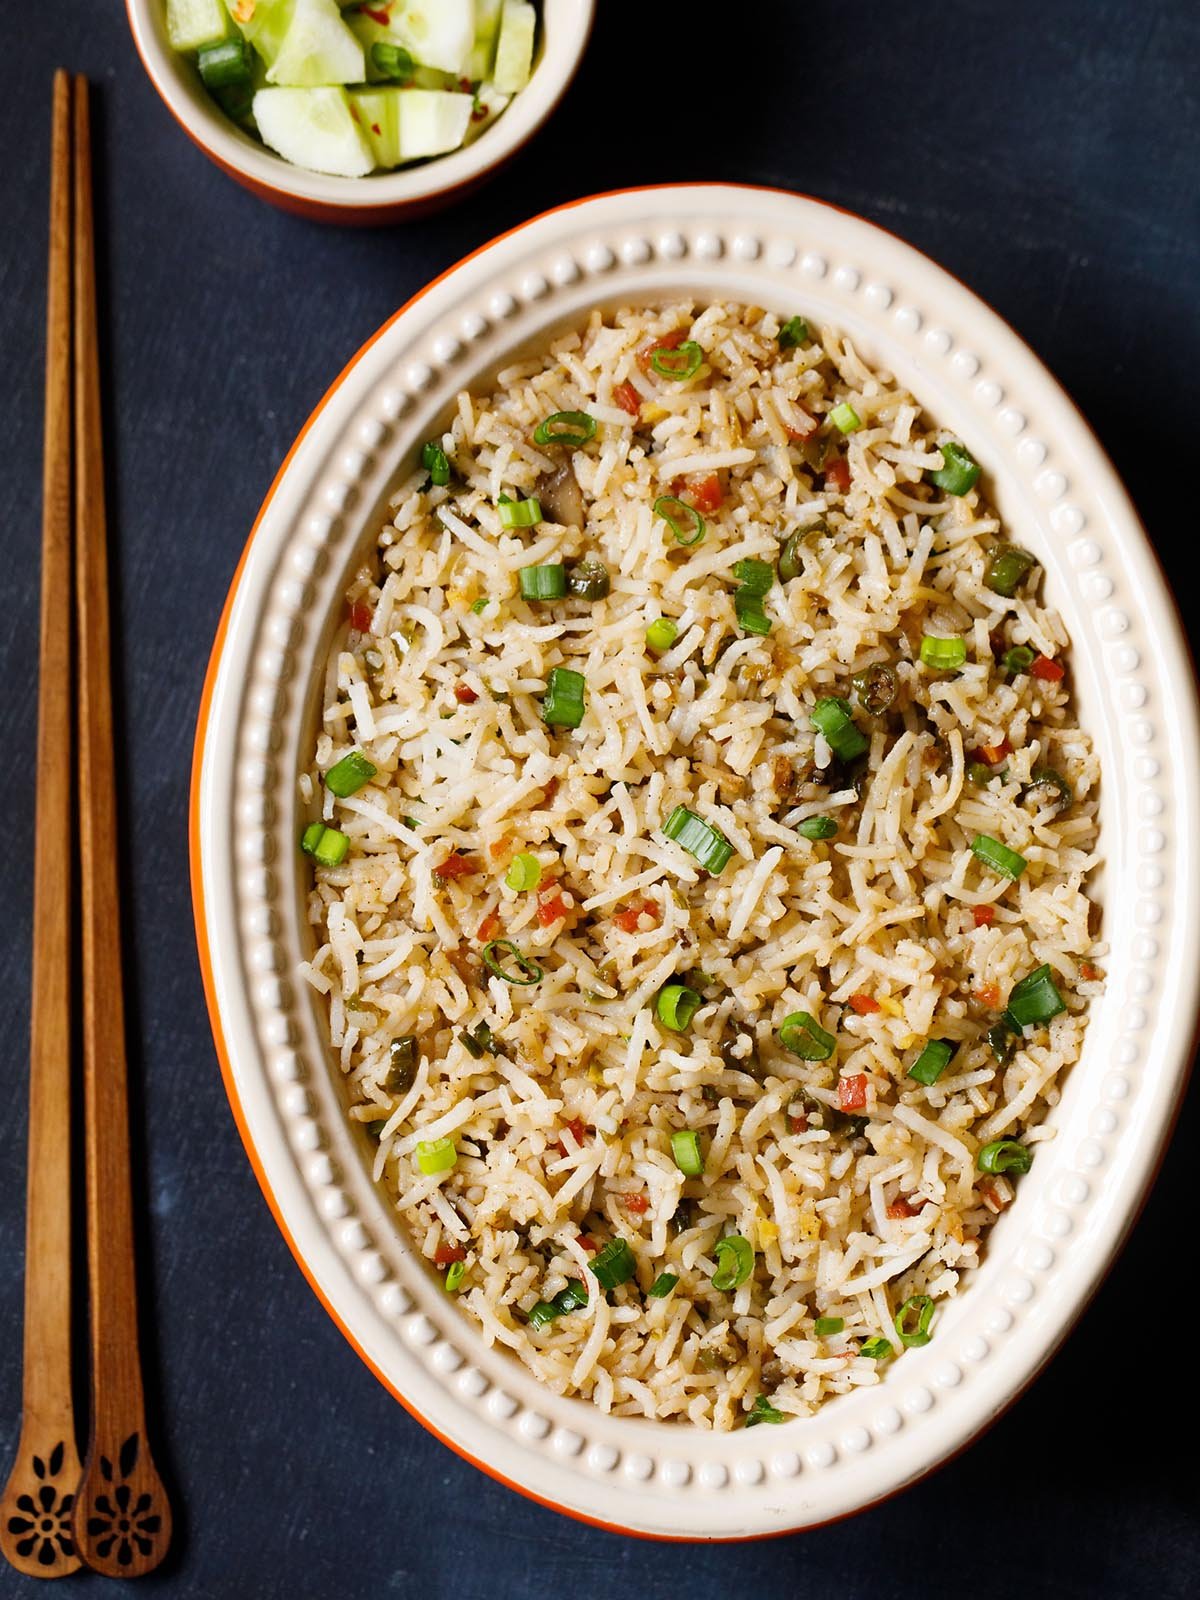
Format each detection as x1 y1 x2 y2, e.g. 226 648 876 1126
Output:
167 0 232 52
225 0 294 65
266 0 364 85
395 87 473 159
390 0 474 75
492 0 535 94
466 0 504 82
463 80 509 144
253 86 374 175
348 88 403 167
346 12 454 86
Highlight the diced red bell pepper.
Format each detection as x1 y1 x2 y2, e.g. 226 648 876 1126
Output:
824 456 851 494
1080 961 1103 982
454 682 479 704
848 993 880 1015
671 472 723 513
476 910 501 942
536 891 569 927
434 1242 466 1265
838 1074 868 1112
636 327 687 374
613 380 641 416
976 982 1001 1008
784 405 818 440
348 600 373 632
1031 654 1065 683
623 1192 649 1214
973 737 1011 765
557 1117 587 1156
973 904 996 928
434 851 477 880
886 1198 918 1220
359 4 391 23
576 1234 599 1252
613 898 659 933
788 1110 808 1133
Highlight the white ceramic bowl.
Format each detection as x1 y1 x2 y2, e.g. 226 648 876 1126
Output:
125 0 594 223
192 184 1200 1537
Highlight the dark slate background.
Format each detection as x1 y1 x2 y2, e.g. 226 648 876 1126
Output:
2 2 1198 1596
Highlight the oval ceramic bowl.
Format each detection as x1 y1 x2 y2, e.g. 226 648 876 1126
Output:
125 0 594 223
192 184 1200 1538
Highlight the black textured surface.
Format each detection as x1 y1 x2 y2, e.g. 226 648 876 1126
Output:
2 3 1198 1596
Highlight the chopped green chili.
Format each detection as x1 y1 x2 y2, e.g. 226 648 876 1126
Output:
567 560 610 600
895 1294 935 1347
480 940 542 986
533 410 596 447
851 663 897 715
779 1011 836 1061
651 340 704 380
1022 768 1072 810
371 41 415 80
653 494 705 546
798 816 838 841
987 1020 1017 1067
984 543 1039 597
778 529 806 582
385 1036 418 1092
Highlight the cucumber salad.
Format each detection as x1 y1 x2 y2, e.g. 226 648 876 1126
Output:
165 0 538 178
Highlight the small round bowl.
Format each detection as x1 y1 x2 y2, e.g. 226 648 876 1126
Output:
192 184 1200 1536
125 0 594 223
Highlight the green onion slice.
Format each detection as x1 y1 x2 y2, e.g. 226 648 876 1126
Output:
421 439 450 486
588 1238 637 1290
657 984 702 1033
498 493 543 529
646 617 679 654
778 1011 836 1060
533 410 596 448
527 1300 561 1330
650 340 704 380
1022 768 1072 810
733 558 773 596
1002 644 1035 675
197 37 253 88
930 440 980 495
385 1037 418 1092
778 529 805 583
1004 964 1066 1028
518 563 567 601
416 1137 457 1176
662 805 735 875
653 494 705 546
712 1234 754 1291
985 543 1038 597
968 761 994 788
907 1038 956 1086
777 316 809 349
505 852 542 892
553 1280 589 1313
977 1138 1033 1175
470 597 490 614
542 666 586 728
647 1272 679 1299
860 1336 893 1360
798 816 837 841
814 1316 844 1336
745 1394 787 1426
670 1129 704 1176
300 822 350 868
829 401 863 434
481 940 543 986
810 697 869 761
371 40 415 80
444 1260 466 1292
895 1294 935 1347
987 1020 1016 1066
971 834 1028 880
732 558 774 637
920 634 967 670
324 750 377 798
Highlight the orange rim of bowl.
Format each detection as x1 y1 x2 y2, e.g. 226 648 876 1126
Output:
189 182 1200 1540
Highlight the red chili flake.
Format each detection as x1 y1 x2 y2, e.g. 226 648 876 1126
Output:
1031 654 1066 683
476 910 501 942
360 3 391 22
886 1198 918 1220
557 1117 588 1156
576 1234 599 1252
612 898 659 933
788 1110 808 1134
848 993 881 1016
434 1243 466 1266
536 891 569 927
348 600 373 632
1080 961 1103 982
838 1074 868 1112
458 76 472 91
976 982 1001 1008
433 851 478 881
623 1193 649 1214
371 122 382 136
613 380 641 416
824 456 851 493
973 904 997 928
972 737 1012 766
636 327 687 374
471 103 488 122
454 682 479 704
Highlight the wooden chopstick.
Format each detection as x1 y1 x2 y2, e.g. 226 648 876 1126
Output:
0 69 84 1582
68 73 172 1579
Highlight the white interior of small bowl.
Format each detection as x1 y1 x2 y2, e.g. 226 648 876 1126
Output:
197 187 1200 1536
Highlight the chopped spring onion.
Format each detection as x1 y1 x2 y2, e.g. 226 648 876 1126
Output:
300 822 349 868
527 1300 561 1330
971 834 1028 880
370 41 415 80
1004 963 1066 1028
895 1294 935 1347
459 1022 498 1059
416 1137 457 1175
588 1237 637 1290
985 543 1039 597
907 1038 956 1086
851 663 897 715
920 634 967 670
657 984 702 1033
498 493 543 529
647 1272 679 1299
444 1260 466 1292
646 617 679 654
860 1336 893 1360
828 401 863 434
385 1037 418 1092
810 697 869 761
653 494 705 546
518 563 567 601
814 1316 844 1336
745 1394 787 1426
733 558 774 596
670 1129 704 1176
977 1138 1033 1175
542 666 586 728
712 1234 754 1291
533 410 596 447
733 557 774 636
421 439 450 486
777 316 809 349
987 1020 1016 1066
324 750 377 798
798 816 837 841
968 761 995 787
197 37 253 88
1022 768 1072 810
778 529 805 582
470 597 490 614
930 440 980 495
779 1011 836 1060
662 805 735 875
1002 644 1035 675
505 852 542 892
651 340 704 380
481 940 543 986
567 560 610 600
555 1280 590 1312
